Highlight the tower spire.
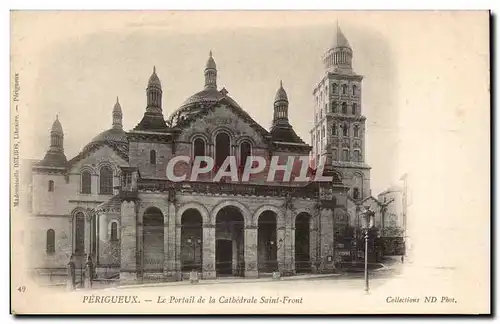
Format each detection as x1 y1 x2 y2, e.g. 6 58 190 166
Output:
204 50 217 89
113 96 123 129
273 80 289 127
323 22 353 73
146 65 162 113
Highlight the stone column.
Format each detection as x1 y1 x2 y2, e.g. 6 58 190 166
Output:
202 224 216 279
85 213 92 256
276 225 286 274
175 224 182 279
309 224 318 273
120 201 138 282
244 225 258 278
319 208 335 272
283 209 295 275
164 203 177 279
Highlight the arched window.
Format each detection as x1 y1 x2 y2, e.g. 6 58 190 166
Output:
332 101 337 113
352 103 357 115
150 150 156 165
332 149 338 161
353 188 360 200
332 83 337 94
319 109 323 119
324 103 328 113
99 166 113 195
48 180 54 192
343 124 349 137
215 132 231 170
354 125 360 138
342 149 349 161
240 141 251 167
193 138 205 159
342 84 347 95
81 171 91 194
110 222 118 241
332 124 337 136
353 150 361 162
46 229 55 254
352 85 357 96
321 126 325 138
342 102 347 114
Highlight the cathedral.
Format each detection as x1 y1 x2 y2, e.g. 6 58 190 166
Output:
25 25 381 282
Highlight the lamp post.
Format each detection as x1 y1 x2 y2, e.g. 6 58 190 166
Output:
187 237 202 270
360 206 375 293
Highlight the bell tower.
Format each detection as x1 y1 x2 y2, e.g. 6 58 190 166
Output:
310 23 371 201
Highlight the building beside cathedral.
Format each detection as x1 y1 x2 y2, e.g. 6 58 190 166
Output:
25 25 388 282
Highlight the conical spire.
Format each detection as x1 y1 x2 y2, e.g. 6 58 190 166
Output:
146 66 163 113
148 66 161 88
51 115 63 134
273 80 289 127
332 21 351 49
112 96 123 129
323 22 354 73
37 115 67 167
274 80 289 104
204 50 217 89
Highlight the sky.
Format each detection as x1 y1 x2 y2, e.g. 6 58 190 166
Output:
12 11 487 198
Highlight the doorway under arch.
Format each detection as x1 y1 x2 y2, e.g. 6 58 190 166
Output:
295 212 312 273
215 206 245 277
181 209 203 272
257 211 278 273
143 207 164 273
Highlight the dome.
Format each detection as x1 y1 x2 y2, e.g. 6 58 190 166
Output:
168 87 242 126
87 128 128 149
274 80 288 103
148 66 162 88
51 116 63 134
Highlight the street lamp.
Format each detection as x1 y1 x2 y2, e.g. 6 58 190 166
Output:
360 206 375 293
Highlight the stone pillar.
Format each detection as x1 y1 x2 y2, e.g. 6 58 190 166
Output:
244 226 258 278
120 201 138 282
277 225 286 274
283 210 295 275
85 213 92 256
319 208 335 272
309 224 318 273
202 224 216 279
164 203 177 279
175 224 182 279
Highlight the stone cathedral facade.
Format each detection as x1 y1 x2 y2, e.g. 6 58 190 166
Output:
25 25 376 282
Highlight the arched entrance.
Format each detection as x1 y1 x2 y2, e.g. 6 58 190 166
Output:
215 206 245 277
143 207 164 273
295 213 312 273
257 211 278 273
181 209 203 271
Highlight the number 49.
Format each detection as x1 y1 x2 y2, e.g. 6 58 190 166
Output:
17 286 26 293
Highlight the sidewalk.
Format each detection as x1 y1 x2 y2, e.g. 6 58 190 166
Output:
97 273 342 291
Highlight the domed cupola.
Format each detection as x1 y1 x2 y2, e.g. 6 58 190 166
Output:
133 66 170 132
273 80 289 127
37 115 68 167
204 50 217 89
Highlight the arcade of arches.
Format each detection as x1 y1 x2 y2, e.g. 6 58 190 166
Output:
119 203 324 280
